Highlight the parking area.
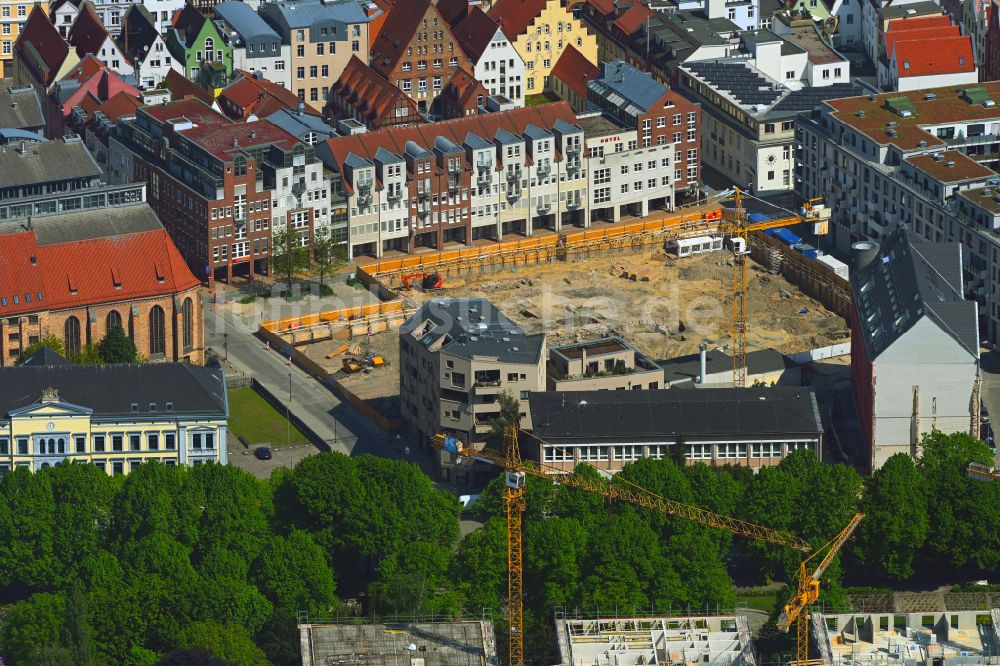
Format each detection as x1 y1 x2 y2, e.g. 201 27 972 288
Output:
227 442 320 479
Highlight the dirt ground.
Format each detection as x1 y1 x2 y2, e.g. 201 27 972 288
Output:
296 248 850 414
298 333 402 420
406 248 849 362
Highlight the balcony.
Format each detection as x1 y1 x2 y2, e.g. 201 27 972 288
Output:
477 158 493 173
440 387 468 403
387 188 402 202
474 370 501 387
566 143 580 157
506 186 521 203
537 162 551 179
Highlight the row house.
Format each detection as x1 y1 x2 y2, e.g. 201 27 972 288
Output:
438 67 489 119
368 0 471 115
166 4 233 80
258 0 376 112
109 98 332 284
65 89 142 172
582 60 700 221
325 54 424 130
446 5 525 107
1 0 49 79
214 1 290 89
12 6 81 125
549 45 598 113
796 82 1000 342
67 1 130 79
117 5 180 90
315 101 588 260
876 15 976 92
862 0 944 67
487 0 597 97
218 69 319 121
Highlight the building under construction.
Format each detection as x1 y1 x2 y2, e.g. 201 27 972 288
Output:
812 610 1000 666
299 621 499 666
555 615 756 666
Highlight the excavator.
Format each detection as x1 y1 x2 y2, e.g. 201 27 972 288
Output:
400 272 443 291
435 428 863 666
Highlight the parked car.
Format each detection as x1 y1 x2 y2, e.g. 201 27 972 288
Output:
254 446 272 460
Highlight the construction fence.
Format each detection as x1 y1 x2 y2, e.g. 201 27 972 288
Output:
749 232 852 319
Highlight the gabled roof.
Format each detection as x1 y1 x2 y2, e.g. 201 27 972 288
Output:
91 90 142 123
0 137 102 190
259 0 375 31
163 68 215 105
68 2 113 61
0 202 200 318
550 45 598 99
488 0 547 39
14 6 72 88
220 70 319 120
589 60 667 114
852 228 978 360
892 34 975 77
18 346 72 367
442 67 488 113
451 7 502 62
215 1 281 42
329 55 421 125
438 0 471 24
171 3 209 49
370 0 436 76
612 1 654 36
117 4 160 64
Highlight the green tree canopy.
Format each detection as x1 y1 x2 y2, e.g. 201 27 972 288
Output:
98 325 138 363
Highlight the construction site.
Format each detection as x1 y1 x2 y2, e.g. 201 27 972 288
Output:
555 615 756 666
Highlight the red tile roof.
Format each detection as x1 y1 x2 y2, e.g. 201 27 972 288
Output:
93 90 142 122
0 221 199 317
370 0 433 75
892 34 975 76
219 71 319 120
329 55 422 125
488 0 547 39
886 14 953 31
452 7 502 61
14 6 72 87
69 2 113 61
884 25 960 61
584 0 615 15
613 2 654 36
550 45 598 99
179 119 299 161
443 67 488 112
141 96 228 127
438 0 472 24
163 69 215 106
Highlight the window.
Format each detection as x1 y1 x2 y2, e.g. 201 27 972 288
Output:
452 371 466 388
148 434 159 451
64 316 81 356
149 305 165 356
17 437 27 455
192 433 202 450
93 435 105 452
0 438 7 455
594 168 610 184
727 7 735 19
594 187 611 204
74 435 85 454
182 298 193 350
317 42 324 55
579 446 609 461
129 434 140 452
112 461 124 476
297 44 305 57
297 66 305 78
687 443 712 460
543 445 574 462
112 435 123 452
205 434 215 449
613 445 642 461
165 433 176 450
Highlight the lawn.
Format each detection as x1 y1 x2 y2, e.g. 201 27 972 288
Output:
228 388 309 447
736 592 778 613
525 92 559 106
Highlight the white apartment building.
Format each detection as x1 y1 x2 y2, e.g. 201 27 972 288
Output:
797 82 1000 342
315 104 589 260
677 0 761 31
270 144 333 247
452 9 526 107
140 0 185 35
118 5 181 90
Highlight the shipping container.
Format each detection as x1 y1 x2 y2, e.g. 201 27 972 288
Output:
794 243 820 260
748 212 771 224
771 228 803 247
816 254 849 280
666 235 724 257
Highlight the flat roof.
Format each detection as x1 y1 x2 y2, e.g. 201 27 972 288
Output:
776 20 844 65
958 183 1000 214
0 137 101 190
825 82 1000 150
904 150 994 184
553 337 631 359
300 622 499 666
179 119 299 160
574 112 627 138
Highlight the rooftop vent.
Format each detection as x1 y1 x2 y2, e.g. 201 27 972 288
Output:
887 120 897 127
924 92 937 100
855 110 865 118
946 160 955 167
887 128 897 137
918 139 928 147
983 188 993 196
905 7 916 14
932 153 944 161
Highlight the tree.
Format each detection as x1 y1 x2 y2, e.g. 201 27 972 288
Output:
61 582 95 666
157 648 234 666
0 592 68 665
21 332 66 359
486 391 521 449
71 343 103 365
255 608 301 666
312 226 347 290
175 621 269 666
270 224 306 294
0 466 60 591
98 325 138 363
855 454 928 581
253 529 337 616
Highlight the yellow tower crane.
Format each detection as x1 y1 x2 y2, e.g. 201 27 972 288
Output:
436 429 862 666
720 189 830 387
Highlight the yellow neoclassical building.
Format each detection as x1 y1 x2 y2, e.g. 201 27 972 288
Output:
488 0 597 96
0 348 228 475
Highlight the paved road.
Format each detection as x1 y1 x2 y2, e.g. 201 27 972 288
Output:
205 297 421 464
976 350 1000 467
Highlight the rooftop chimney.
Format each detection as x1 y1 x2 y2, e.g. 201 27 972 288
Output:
297 101 305 117
698 342 707 385
232 138 239 147
851 241 880 275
